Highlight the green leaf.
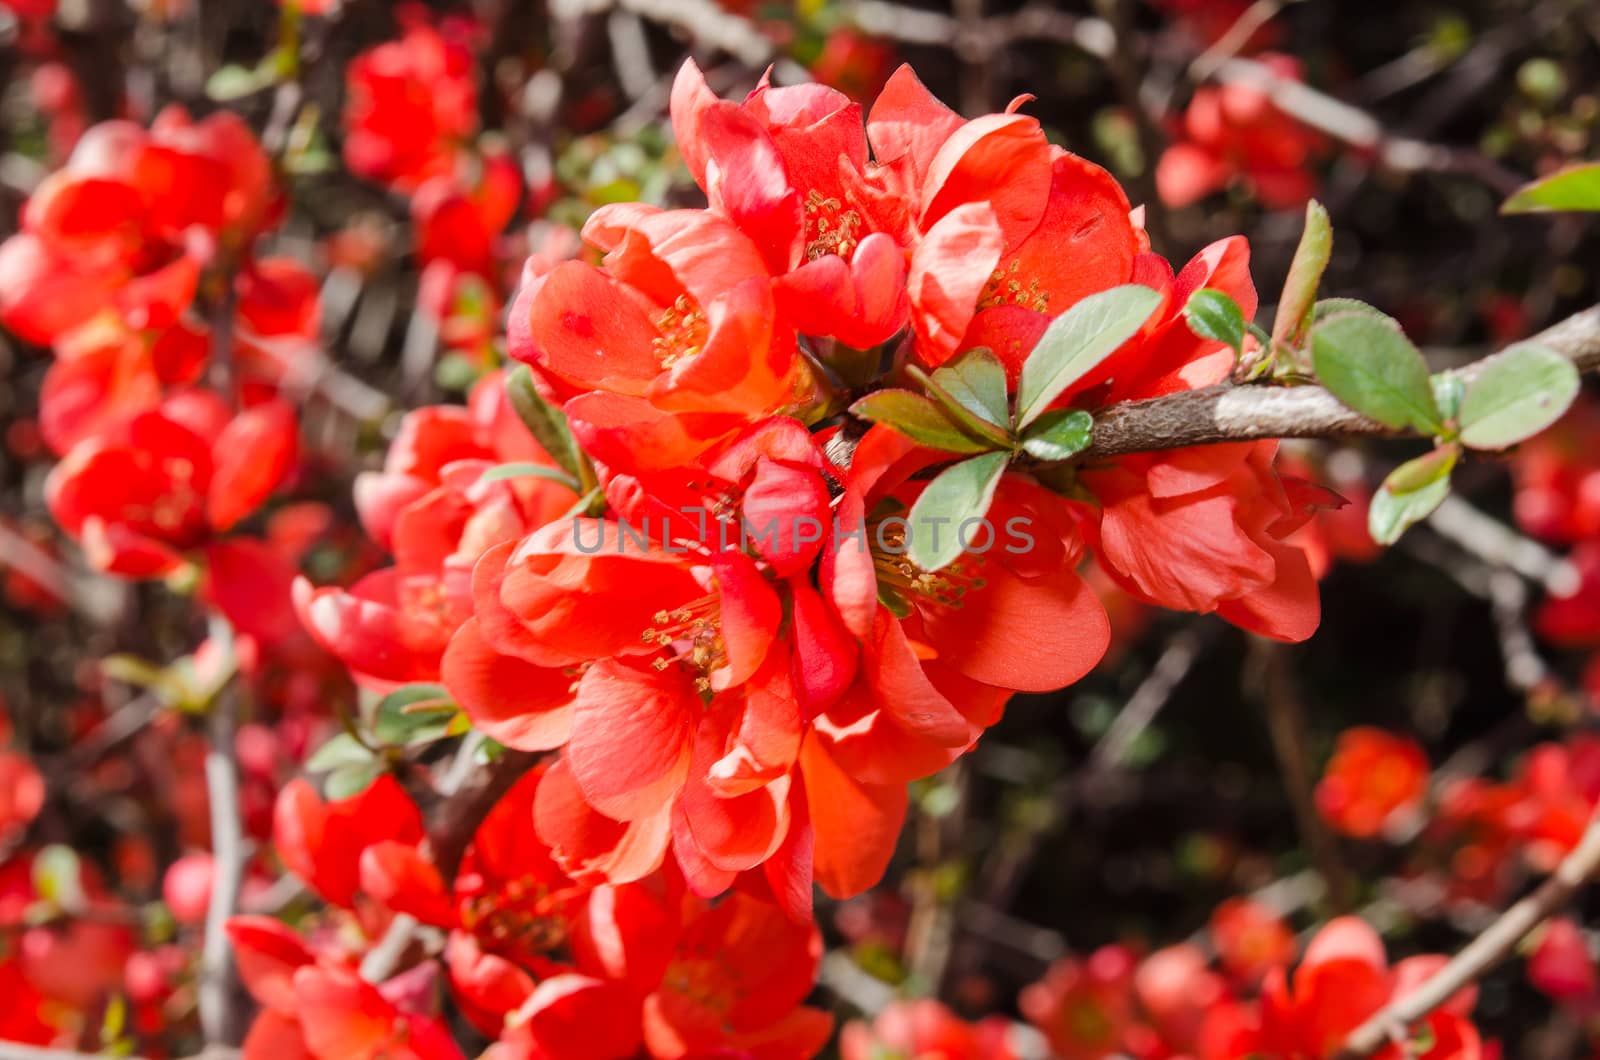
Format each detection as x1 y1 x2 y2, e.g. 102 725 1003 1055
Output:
324 759 383 800
1312 298 1386 324
1369 447 1458 544
1020 409 1094 462
851 390 996 454
930 347 1010 427
1273 199 1332 347
371 683 458 745
1431 372 1466 424
506 365 586 483
434 352 481 392
305 732 374 773
1312 312 1442 433
1386 443 1459 492
1183 289 1246 356
478 462 580 490
906 451 1010 572
206 64 268 101
1502 162 1600 213
1457 343 1581 450
1015 285 1163 429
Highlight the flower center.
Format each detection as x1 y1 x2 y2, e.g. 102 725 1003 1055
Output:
804 189 862 261
641 594 725 692
460 874 568 955
652 294 707 367
977 258 1051 313
869 519 986 608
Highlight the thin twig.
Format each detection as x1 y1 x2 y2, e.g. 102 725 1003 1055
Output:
0 1045 133 1060
1188 0 1284 82
358 738 532 985
550 0 774 66
1485 570 1552 695
359 913 422 983
0 1043 237 1060
198 293 247 1046
1088 626 1210 774
1337 804 1600 1058
0 522 122 624
904 762 966 992
1252 640 1355 911
1426 494 1579 597
1207 57 1524 195
199 684 247 1045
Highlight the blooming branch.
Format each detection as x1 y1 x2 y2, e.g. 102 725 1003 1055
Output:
1337 804 1600 1058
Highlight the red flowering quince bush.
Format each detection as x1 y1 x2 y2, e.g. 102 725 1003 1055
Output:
7 3 1600 1059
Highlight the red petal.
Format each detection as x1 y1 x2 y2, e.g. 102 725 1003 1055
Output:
441 618 575 751
799 730 906 898
358 841 456 928
208 399 298 531
567 660 695 821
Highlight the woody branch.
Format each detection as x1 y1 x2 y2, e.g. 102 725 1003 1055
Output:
1080 303 1600 461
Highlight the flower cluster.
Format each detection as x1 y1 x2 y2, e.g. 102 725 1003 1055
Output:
310 59 1332 914
342 5 528 369
1 13 1535 1052
1021 911 1481 1059
238 767 831 1058
0 108 315 581
1318 723 1600 910
264 57 1344 1056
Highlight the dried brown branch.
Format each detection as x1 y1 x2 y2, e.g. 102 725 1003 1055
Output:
1336 805 1600 1058
1081 304 1600 461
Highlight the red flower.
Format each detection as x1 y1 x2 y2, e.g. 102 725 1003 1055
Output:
1156 55 1326 210
1021 945 1141 1060
271 774 426 911
46 395 298 577
0 107 276 347
1511 394 1600 546
510 203 799 428
229 917 465 1060
638 893 832 1059
1527 917 1597 1003
0 750 45 850
343 7 478 191
357 767 592 1035
1315 727 1429 839
298 377 575 689
1250 917 1480 1059
1210 897 1296 986
1082 442 1325 643
842 1000 1017 1060
0 854 136 1034
808 29 897 104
